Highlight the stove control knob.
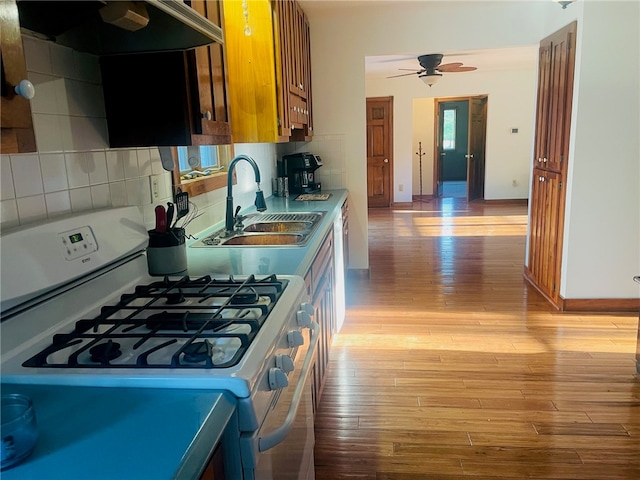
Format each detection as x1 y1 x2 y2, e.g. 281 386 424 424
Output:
269 367 289 390
287 330 304 348
300 302 315 316
296 310 312 328
276 354 294 373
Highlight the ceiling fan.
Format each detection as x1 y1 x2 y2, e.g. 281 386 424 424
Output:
387 54 477 86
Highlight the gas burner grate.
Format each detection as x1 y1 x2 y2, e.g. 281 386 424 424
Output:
22 274 288 370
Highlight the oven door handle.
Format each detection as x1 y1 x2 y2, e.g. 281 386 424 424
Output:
258 320 320 453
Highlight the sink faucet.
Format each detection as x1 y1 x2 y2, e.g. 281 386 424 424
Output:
225 154 267 235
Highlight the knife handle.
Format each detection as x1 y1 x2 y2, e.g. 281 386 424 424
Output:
166 202 174 229
155 205 167 233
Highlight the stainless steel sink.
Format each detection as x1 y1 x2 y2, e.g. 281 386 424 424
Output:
195 211 326 247
221 233 304 246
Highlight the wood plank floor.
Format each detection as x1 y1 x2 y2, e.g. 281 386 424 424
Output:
313 198 640 480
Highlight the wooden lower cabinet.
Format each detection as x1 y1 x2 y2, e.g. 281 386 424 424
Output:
527 168 564 302
305 228 335 416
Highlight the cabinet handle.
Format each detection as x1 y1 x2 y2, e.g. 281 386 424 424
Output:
539 176 545 182
384 158 389 163
543 157 548 163
538 158 543 163
202 111 212 121
14 79 36 100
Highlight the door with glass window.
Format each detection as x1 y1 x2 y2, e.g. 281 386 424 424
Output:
433 96 487 201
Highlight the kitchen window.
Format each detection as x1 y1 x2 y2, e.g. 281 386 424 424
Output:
177 146 220 173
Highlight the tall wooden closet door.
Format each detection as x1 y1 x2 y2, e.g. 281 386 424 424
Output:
527 22 576 306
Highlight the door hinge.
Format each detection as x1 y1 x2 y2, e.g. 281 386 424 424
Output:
560 154 564 163
552 283 556 291
559 182 563 190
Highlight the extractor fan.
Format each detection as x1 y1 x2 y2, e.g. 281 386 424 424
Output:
387 54 477 86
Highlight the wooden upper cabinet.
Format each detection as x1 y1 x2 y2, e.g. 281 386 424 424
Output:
223 0 313 143
533 21 576 174
1 0 36 154
100 0 231 147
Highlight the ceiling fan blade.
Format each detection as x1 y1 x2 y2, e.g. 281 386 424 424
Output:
386 71 421 78
436 62 464 71
445 66 478 73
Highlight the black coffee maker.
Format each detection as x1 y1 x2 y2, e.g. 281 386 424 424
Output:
279 152 323 194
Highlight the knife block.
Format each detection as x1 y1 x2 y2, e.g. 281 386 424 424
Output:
147 228 187 276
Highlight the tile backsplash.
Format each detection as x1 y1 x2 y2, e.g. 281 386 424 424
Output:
1 35 346 235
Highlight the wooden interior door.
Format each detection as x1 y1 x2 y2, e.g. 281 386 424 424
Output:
467 96 487 201
366 96 393 207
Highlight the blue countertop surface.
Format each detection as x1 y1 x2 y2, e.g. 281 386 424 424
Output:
0 383 236 480
1 190 348 479
186 189 349 278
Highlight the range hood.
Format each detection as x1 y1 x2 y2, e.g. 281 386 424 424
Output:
17 1 223 56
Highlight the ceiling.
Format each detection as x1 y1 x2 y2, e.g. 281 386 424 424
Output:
296 1 538 80
365 47 538 80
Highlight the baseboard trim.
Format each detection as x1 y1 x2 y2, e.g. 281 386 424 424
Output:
524 267 640 313
558 297 640 313
482 198 529 206
391 202 413 208
412 195 434 202
347 268 370 280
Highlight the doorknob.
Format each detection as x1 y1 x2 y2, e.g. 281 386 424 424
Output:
384 158 389 163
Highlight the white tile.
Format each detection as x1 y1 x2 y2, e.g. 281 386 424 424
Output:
28 72 58 115
23 36 52 75
1 155 15 200
106 151 125 181
125 179 140 206
45 191 71 217
90 184 111 208
137 149 152 177
65 153 90 188
81 117 109 151
32 114 64 152
86 151 108 185
73 51 101 84
11 154 43 197
55 78 70 115
50 43 75 78
56 115 75 152
150 148 166 175
0 199 20 229
109 181 128 207
122 150 140 179
69 187 92 212
39 153 69 193
16 195 47 224
67 117 108 152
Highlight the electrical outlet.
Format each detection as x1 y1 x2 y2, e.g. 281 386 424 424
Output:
399 184 404 192
151 177 160 199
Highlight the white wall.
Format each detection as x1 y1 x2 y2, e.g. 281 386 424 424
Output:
560 0 640 299
366 67 538 201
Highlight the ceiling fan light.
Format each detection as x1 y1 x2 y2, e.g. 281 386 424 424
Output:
420 73 441 87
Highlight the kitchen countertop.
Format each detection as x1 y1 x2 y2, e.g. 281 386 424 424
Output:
186 189 349 278
0 383 236 479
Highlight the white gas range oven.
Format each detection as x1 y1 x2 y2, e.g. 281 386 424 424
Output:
0 206 318 479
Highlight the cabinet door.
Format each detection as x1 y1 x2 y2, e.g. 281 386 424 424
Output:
533 22 576 174
528 169 564 300
0 0 36 153
187 0 231 143
273 0 312 141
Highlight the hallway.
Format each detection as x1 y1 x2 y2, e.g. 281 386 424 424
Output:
313 199 639 479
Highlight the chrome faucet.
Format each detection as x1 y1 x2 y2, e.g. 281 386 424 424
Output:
225 155 267 235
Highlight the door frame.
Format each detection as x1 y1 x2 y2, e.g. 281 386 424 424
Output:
433 95 487 200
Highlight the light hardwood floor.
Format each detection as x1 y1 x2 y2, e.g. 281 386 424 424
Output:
313 198 639 480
